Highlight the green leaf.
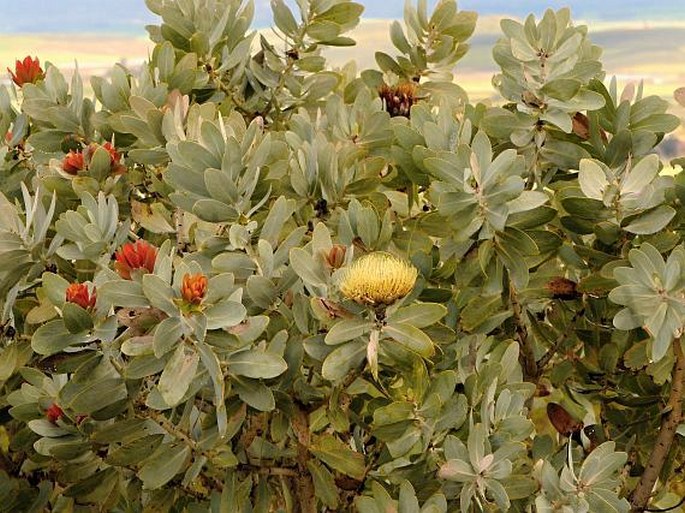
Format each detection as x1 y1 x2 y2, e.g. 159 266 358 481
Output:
325 318 370 345
561 197 609 221
142 274 177 315
99 280 149 308
497 244 529 290
42 272 69 307
157 345 199 407
307 20 342 42
585 489 630 513
271 0 298 36
227 349 288 379
503 475 538 500
310 434 365 480
247 275 278 309
390 21 411 53
389 303 447 328
631 113 680 133
384 322 435 358
623 206 676 235
578 441 627 487
60 377 127 414
579 159 608 200
233 377 276 411
375 51 403 75
290 248 327 288
205 301 247 330
89 146 113 182
27 419 69 438
106 434 164 466
317 2 363 26
91 419 149 443
322 340 367 382
63 467 118 502
153 316 184 357
121 336 155 356
196 341 227 436
540 139 591 169
398 480 421 513
62 303 94 334
620 154 659 195
541 79 581 101
438 458 475 482
484 478 511 511
31 319 92 356
0 344 18 382
307 461 339 509
138 443 191 489
303 72 340 101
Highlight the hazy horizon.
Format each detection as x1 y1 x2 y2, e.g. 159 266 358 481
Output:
1 0 684 35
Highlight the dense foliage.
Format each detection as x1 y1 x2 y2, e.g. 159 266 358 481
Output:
1 0 684 511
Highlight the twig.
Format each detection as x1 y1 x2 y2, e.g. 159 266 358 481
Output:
145 410 199 451
173 207 185 253
292 404 316 513
631 338 685 512
241 465 299 477
536 306 585 370
510 286 538 380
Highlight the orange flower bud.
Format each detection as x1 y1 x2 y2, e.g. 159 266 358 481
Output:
46 403 64 423
181 273 208 305
65 283 96 309
8 56 44 87
86 142 126 175
62 151 85 175
115 240 158 279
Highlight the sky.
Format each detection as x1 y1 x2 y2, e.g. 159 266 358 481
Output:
0 0 683 34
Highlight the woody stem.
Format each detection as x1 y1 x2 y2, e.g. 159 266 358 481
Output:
630 338 685 512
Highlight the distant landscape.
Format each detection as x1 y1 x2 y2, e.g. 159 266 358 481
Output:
1 0 684 33
1 1 683 158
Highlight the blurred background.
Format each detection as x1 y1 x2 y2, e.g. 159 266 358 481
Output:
1 0 683 155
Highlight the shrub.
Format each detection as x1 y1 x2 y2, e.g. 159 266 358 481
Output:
1 1 684 511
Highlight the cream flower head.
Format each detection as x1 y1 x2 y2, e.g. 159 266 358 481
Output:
339 252 418 307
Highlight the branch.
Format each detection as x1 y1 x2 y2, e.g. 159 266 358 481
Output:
173 207 185 253
292 404 317 513
536 305 585 370
509 286 538 380
630 338 685 512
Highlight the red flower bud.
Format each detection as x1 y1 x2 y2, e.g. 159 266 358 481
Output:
181 273 208 305
114 240 158 279
102 142 121 164
46 403 63 423
65 283 96 310
62 151 85 175
86 142 126 175
8 56 44 87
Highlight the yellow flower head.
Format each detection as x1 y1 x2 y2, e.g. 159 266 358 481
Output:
339 252 418 307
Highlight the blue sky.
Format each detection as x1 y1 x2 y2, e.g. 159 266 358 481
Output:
0 0 682 33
